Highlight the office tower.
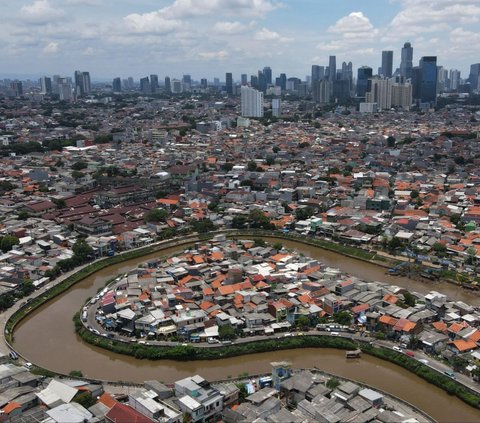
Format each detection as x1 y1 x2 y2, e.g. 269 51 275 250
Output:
436 66 448 93
39 76 52 94
263 67 272 86
278 73 287 91
127 77 134 90
58 81 72 101
449 69 460 91
140 77 151 94
241 86 264 117
356 66 373 97
341 62 352 81
258 70 267 92
182 75 191 91
419 56 437 104
11 81 23 97
225 72 233 95
333 79 351 102
213 77 220 87
381 51 393 78
164 76 171 93
82 72 91 95
312 80 331 103
366 77 391 110
74 70 84 96
250 75 259 89
400 42 413 79
328 56 336 82
200 78 207 89
311 65 324 84
272 98 281 117
411 66 422 99
390 76 413 109
172 79 182 93
112 77 122 93
241 74 248 85
150 74 159 93
469 63 480 91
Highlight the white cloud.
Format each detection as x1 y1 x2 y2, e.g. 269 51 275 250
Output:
160 0 280 19
20 0 64 24
254 27 292 42
328 12 374 34
213 21 248 34
198 50 229 59
123 12 182 34
42 41 59 54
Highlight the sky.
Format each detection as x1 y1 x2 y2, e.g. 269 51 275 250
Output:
1 0 480 81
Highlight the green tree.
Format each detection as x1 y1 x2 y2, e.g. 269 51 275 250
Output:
387 237 402 253
219 325 236 340
144 208 168 223
0 235 19 253
403 291 416 307
387 136 396 147
191 219 215 233
433 242 447 255
410 190 419 199
295 206 315 221
247 161 258 172
222 162 234 172
73 392 96 408
451 356 468 372
326 377 340 390
272 242 283 251
71 170 84 180
71 161 88 171
295 315 311 329
69 370 83 377
0 294 15 311
72 239 94 262
332 311 352 326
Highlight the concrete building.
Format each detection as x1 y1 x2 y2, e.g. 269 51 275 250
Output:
241 86 264 118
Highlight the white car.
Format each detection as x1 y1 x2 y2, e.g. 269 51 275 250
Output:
392 346 402 352
419 359 429 365
24 362 33 369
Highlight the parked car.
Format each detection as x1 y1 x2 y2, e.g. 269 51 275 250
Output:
392 346 402 352
444 371 455 379
405 351 414 357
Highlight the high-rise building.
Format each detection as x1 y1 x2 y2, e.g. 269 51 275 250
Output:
419 56 437 104
400 42 413 79
258 70 267 92
182 75 191 91
58 81 73 101
469 63 480 91
225 72 233 95
366 77 391 110
263 67 272 86
390 76 413 109
312 65 325 84
356 66 373 97
241 74 248 85
74 71 91 96
10 81 23 97
82 72 91 95
241 86 264 117
164 76 171 93
200 78 208 89
436 66 448 93
328 56 336 82
150 74 159 93
312 80 331 103
172 79 182 93
39 76 52 94
112 77 122 93
250 75 259 89
140 77 151 94
381 51 393 78
449 69 461 91
278 73 287 91
272 98 281 117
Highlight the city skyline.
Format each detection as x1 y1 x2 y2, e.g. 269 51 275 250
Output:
1 0 479 80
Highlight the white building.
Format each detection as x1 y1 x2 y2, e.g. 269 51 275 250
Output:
241 86 264 118
366 77 391 110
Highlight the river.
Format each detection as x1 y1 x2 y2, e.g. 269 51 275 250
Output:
12 239 480 422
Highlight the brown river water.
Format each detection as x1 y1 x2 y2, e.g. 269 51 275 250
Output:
13 239 480 422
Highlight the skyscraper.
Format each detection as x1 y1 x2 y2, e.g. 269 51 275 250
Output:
328 56 336 82
390 76 413 109
356 66 373 97
140 77 151 94
112 77 122 93
74 70 84 96
469 63 480 91
381 51 393 78
82 72 91 95
312 80 331 103
11 81 23 97
366 77 391 110
200 78 208 89
150 74 159 93
278 73 287 91
241 86 264 117
449 69 461 91
225 72 233 95
400 42 413 80
419 56 437 104
241 74 248 85
182 75 191 91
311 65 325 85
258 70 267 92
39 76 52 94
164 76 171 93
263 67 272 86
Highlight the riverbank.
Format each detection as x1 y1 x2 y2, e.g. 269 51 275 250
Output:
5 231 480 416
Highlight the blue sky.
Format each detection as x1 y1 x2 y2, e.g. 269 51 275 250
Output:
1 0 479 81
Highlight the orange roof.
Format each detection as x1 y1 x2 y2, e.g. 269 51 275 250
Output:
271 253 289 262
468 329 480 343
193 255 204 264
379 315 398 326
2 402 21 414
255 281 269 289
99 392 117 409
383 294 398 304
203 287 214 296
432 321 448 333
297 294 314 304
449 321 469 333
200 301 215 311
210 251 224 261
157 198 179 205
452 339 478 352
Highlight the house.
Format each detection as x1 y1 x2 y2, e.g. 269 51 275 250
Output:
75 216 113 236
106 402 154 423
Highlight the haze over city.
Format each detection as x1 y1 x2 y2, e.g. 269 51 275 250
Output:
1 0 480 79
